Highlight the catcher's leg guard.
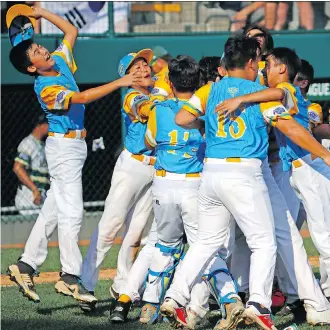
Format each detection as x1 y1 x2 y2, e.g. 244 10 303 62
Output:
142 242 185 324
203 266 239 319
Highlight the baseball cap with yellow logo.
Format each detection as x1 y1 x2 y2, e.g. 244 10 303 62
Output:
118 49 153 77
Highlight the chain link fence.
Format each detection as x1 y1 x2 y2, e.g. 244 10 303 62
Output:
1 85 122 215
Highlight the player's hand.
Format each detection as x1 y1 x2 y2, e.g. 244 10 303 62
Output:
322 154 330 167
30 6 44 19
118 71 143 87
215 97 243 117
33 189 42 205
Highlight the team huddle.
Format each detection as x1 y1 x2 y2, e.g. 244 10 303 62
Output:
6 6 330 330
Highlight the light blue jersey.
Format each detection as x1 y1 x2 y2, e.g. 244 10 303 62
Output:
34 40 85 134
183 78 291 160
145 98 204 174
122 88 152 155
277 85 313 171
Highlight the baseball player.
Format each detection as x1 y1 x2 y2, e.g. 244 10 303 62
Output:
215 47 330 325
110 57 239 327
199 56 222 85
81 49 156 299
14 115 50 215
7 5 141 309
265 48 330 311
161 37 330 330
142 56 241 329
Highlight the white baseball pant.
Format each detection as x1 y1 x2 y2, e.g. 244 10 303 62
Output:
143 175 236 318
270 160 301 223
81 149 154 292
119 219 158 302
230 157 330 310
21 135 87 276
166 159 277 310
290 155 330 298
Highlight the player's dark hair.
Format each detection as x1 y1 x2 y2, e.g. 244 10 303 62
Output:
269 47 301 83
9 39 37 76
295 59 314 92
224 36 260 70
244 24 274 56
199 56 221 84
168 55 200 93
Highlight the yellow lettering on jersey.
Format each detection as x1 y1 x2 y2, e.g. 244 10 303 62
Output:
229 117 246 139
216 114 227 137
183 152 192 158
217 112 246 139
183 132 190 141
167 150 177 155
168 130 178 145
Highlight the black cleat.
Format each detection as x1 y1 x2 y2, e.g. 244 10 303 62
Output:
110 300 131 323
277 299 306 321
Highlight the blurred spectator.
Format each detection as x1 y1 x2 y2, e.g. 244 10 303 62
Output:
230 2 265 32
113 2 130 33
265 1 314 30
13 115 50 215
150 45 172 74
38 1 109 34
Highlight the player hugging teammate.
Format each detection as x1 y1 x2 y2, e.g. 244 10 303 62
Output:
7 5 330 330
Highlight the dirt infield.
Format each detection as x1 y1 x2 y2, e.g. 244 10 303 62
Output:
1 268 117 287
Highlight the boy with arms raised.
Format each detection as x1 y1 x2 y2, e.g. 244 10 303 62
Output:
7 6 141 309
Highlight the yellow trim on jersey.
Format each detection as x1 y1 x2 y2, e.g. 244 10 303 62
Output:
181 103 201 117
260 101 292 127
151 66 173 102
258 61 265 70
145 108 157 147
308 102 323 125
52 39 77 74
276 82 299 115
40 86 74 110
123 91 152 123
183 83 212 117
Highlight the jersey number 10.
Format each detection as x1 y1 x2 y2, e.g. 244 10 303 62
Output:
217 113 246 139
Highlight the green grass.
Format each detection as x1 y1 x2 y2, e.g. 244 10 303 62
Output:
1 280 326 330
1 238 324 330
